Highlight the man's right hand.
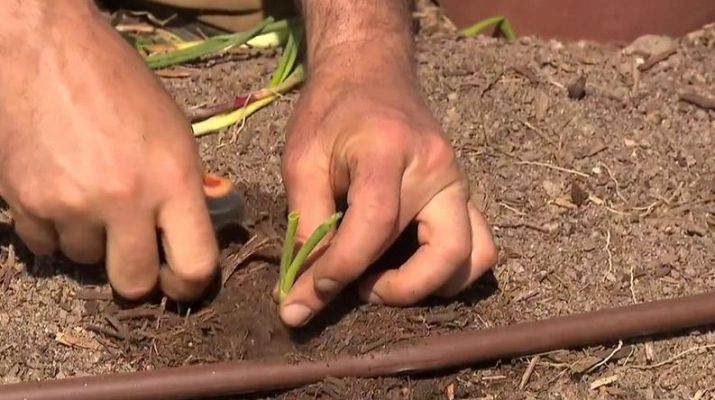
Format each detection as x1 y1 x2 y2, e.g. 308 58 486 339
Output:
0 1 219 301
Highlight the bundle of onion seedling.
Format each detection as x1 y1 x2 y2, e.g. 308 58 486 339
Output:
131 17 306 136
278 212 342 303
126 14 515 136
461 15 516 39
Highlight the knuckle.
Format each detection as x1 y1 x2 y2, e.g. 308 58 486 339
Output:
15 189 44 217
154 153 199 193
101 176 141 202
439 237 472 266
57 186 91 214
423 134 458 170
476 240 499 269
361 201 398 231
173 252 219 285
365 118 412 150
281 147 314 186
326 251 365 283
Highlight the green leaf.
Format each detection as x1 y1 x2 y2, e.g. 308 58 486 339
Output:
270 20 304 87
461 16 516 41
145 17 274 69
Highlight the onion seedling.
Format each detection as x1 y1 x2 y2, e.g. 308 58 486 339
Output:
190 19 305 136
461 16 516 41
190 64 304 136
188 64 304 122
278 212 342 303
143 17 275 69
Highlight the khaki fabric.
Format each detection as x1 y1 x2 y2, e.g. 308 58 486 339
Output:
137 0 295 32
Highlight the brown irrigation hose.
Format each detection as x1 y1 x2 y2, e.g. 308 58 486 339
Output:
3 291 715 400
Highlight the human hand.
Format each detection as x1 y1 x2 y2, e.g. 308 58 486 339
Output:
0 2 218 301
277 48 498 327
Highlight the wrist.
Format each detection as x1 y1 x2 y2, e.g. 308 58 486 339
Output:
308 40 415 87
299 1 416 86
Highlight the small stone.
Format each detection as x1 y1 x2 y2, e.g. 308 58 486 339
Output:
570 182 589 206
653 265 671 278
567 75 587 100
542 180 562 198
570 356 601 373
624 34 676 57
534 90 549 121
1 376 21 385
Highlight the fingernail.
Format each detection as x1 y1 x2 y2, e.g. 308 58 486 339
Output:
316 278 340 293
271 284 279 304
281 304 312 327
367 291 384 304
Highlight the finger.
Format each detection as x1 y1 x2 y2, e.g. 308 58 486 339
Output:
436 200 499 297
276 160 335 308
280 154 403 327
358 184 472 306
311 155 403 293
157 187 219 302
283 166 336 245
55 221 106 264
12 209 58 256
105 210 160 300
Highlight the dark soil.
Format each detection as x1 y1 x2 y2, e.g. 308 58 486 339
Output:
1 3 714 399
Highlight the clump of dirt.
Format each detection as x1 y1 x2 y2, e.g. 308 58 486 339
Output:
1 3 714 399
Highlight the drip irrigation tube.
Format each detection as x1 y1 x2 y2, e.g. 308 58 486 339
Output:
3 291 715 400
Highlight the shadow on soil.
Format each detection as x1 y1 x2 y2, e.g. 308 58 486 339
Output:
210 322 715 400
0 204 255 315
287 221 501 344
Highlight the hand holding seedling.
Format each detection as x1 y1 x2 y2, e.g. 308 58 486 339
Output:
0 2 219 302
277 1 498 327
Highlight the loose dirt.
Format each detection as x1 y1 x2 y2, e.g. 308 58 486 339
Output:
1 3 714 399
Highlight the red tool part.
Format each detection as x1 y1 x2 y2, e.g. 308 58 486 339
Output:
201 174 245 230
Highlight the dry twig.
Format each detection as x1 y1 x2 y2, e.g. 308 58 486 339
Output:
603 230 613 274
630 344 715 370
679 91 715 110
519 355 540 390
598 163 627 204
629 262 638 303
638 46 677 71
585 340 623 374
221 234 275 286
516 161 590 178
521 120 556 146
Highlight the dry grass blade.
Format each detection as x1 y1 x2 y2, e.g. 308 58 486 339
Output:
638 45 677 71
221 235 275 286
590 374 618 390
679 91 715 110
144 18 272 70
516 161 591 178
518 355 539 390
584 340 623 374
630 344 715 370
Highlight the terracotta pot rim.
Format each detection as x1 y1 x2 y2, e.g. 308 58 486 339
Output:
436 0 715 42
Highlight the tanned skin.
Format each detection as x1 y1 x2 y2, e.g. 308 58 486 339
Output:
0 0 497 327
279 1 498 326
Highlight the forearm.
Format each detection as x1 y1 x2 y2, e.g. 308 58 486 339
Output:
0 0 98 35
0 1 102 59
296 0 416 83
